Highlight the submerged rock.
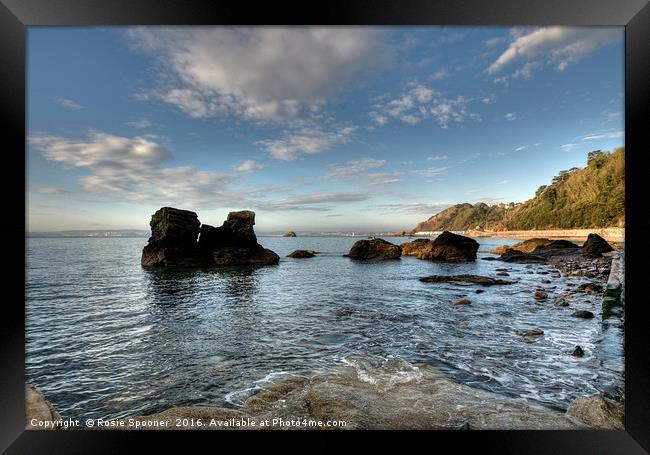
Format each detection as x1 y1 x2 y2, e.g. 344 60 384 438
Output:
534 291 549 300
571 346 585 357
519 328 544 338
283 231 297 237
453 298 472 306
346 238 402 260
141 208 279 267
419 274 515 286
571 310 595 319
566 395 624 429
401 232 478 262
287 250 318 258
576 282 604 294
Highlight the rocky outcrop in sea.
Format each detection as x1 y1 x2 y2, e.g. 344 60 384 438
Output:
141 208 279 267
346 238 402 260
401 231 479 261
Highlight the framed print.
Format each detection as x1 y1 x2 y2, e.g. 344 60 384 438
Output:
2 0 649 452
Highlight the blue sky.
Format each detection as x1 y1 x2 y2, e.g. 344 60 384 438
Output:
27 26 624 232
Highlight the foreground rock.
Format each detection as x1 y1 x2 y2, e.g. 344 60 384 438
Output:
582 233 614 258
287 250 318 258
142 208 279 267
346 238 401 260
26 384 62 429
401 232 478 262
566 395 624 430
132 356 582 430
419 274 516 286
283 231 297 237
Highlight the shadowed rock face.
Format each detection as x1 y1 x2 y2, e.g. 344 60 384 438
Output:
402 232 478 262
582 233 614 258
283 231 297 237
141 208 202 267
141 208 278 267
346 238 402 260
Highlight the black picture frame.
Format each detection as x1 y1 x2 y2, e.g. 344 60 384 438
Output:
2 0 649 452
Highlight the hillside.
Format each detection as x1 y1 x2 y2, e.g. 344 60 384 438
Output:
413 148 624 232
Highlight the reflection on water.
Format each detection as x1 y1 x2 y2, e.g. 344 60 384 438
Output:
26 236 624 420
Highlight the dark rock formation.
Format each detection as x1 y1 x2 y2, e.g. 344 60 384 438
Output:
454 298 472 306
419 274 515 286
283 231 297 237
287 250 318 258
401 231 478 262
566 395 624 430
346 238 402 260
571 310 595 319
572 346 585 357
497 248 547 263
141 207 202 267
582 233 614 258
142 208 279 267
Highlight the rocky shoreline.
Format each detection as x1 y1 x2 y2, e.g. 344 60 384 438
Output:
25 354 624 430
26 208 625 431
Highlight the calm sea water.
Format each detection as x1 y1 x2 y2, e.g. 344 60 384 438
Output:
26 236 624 420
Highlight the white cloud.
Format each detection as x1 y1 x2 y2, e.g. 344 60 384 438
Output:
481 94 496 104
498 180 511 184
514 145 528 151
235 160 264 173
374 202 452 215
561 143 578 151
580 130 624 141
129 27 390 123
427 155 448 161
55 98 83 110
255 192 369 212
488 27 621 76
35 187 71 194
484 36 505 47
372 83 478 129
365 171 404 186
505 112 517 121
430 68 449 80
256 126 354 160
28 131 247 208
512 61 541 79
326 158 386 178
126 119 156 129
411 166 448 177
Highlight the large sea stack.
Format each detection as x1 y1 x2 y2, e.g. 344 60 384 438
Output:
141 207 279 267
401 231 478 262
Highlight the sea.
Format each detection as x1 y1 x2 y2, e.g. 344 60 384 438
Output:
25 236 624 420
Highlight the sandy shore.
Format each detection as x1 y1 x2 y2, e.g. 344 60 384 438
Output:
460 228 624 243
